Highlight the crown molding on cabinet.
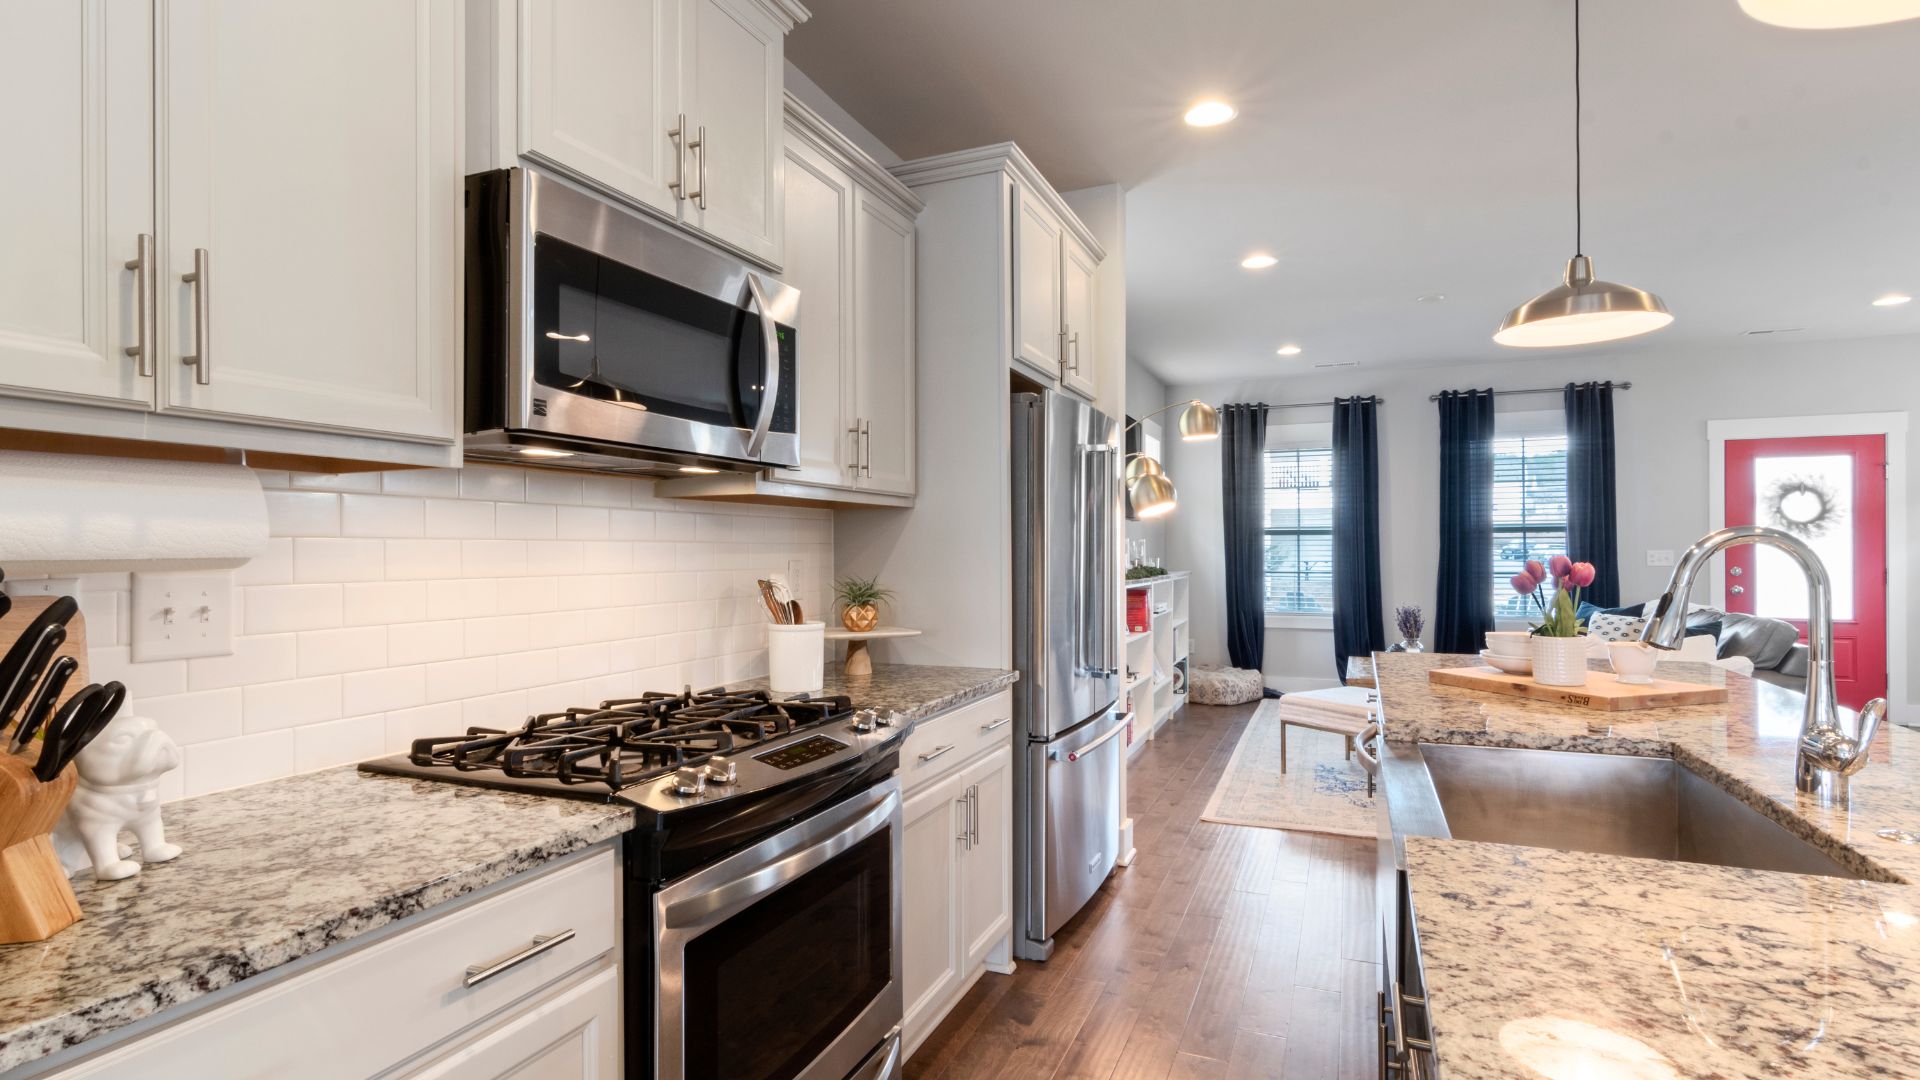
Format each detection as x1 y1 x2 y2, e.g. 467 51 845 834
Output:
782 91 924 219
889 142 1106 261
756 0 812 32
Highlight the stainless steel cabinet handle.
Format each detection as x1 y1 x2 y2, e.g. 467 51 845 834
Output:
980 716 1011 733
1067 331 1081 373
917 743 954 763
462 929 575 989
970 785 980 845
848 420 862 472
861 420 872 477
686 125 707 209
956 791 971 850
124 233 155 376
668 113 689 201
182 248 211 385
744 275 778 456
1065 719 1127 763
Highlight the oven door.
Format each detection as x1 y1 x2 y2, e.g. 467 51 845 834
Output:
504 169 799 468
654 777 903 1080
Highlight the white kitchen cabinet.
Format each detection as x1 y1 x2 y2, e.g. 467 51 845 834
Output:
1060 234 1099 402
851 187 916 495
29 848 620 1080
656 94 920 508
161 0 460 442
475 0 803 269
1012 187 1065 381
897 692 1014 1058
0 0 461 467
680 0 786 265
520 0 684 218
0 0 153 409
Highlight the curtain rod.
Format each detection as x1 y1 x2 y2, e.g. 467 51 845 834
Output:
1267 396 1386 410
1426 380 1631 402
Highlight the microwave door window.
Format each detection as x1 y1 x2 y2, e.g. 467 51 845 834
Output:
533 234 762 429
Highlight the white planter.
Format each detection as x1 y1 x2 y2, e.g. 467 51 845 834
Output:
1530 635 1590 687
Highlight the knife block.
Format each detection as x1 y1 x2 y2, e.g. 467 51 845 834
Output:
0 746 82 943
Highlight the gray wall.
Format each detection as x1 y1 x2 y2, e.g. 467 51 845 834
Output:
1161 332 1920 707
1124 355 1169 559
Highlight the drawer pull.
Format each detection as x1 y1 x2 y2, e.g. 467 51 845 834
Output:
980 717 1012 733
463 929 575 989
917 744 955 763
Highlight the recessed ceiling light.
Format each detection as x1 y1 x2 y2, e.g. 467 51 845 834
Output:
1417 293 1447 304
1738 0 1920 29
1276 344 1303 357
1873 293 1912 307
1240 254 1278 270
1183 100 1237 127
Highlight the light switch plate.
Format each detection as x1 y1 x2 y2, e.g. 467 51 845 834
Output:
1647 549 1676 567
131 571 235 662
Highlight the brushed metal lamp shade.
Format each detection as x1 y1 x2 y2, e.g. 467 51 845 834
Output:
1128 472 1177 519
1177 402 1219 441
1125 454 1165 484
1494 255 1674 348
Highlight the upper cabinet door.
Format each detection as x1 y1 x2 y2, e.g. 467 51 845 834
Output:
780 136 855 489
160 0 459 443
0 0 154 408
681 0 784 267
852 189 916 496
1059 235 1097 402
520 0 684 218
1011 184 1063 381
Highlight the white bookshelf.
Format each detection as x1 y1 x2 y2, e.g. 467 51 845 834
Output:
1122 570 1190 758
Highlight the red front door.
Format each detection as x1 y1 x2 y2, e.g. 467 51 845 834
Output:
1724 434 1887 710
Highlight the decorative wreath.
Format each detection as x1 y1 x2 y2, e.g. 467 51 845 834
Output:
1764 474 1844 539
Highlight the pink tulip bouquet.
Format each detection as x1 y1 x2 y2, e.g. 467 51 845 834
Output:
1510 555 1595 638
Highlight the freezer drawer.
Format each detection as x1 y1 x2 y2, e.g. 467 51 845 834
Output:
1022 709 1124 954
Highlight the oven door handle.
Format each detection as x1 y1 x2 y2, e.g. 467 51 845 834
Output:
661 787 897 927
745 273 780 458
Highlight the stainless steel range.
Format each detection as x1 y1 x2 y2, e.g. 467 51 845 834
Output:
360 687 906 1080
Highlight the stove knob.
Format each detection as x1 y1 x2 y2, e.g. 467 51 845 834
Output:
850 710 878 733
671 766 707 797
875 710 899 728
704 759 737 785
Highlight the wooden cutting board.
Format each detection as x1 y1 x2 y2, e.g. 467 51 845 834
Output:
1427 665 1728 711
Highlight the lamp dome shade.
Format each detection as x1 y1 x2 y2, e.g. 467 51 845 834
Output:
1494 255 1673 348
1128 472 1177 519
1178 402 1220 441
1125 455 1165 484
1739 0 1920 27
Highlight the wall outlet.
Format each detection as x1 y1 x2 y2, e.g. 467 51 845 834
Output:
1647 549 1677 567
131 571 236 662
2 576 81 599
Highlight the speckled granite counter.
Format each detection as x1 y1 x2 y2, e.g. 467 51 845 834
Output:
0 662 1015 1074
1375 652 1920 1079
0 768 632 1074
735 661 1018 722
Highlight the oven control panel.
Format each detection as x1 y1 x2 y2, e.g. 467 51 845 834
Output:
755 734 848 771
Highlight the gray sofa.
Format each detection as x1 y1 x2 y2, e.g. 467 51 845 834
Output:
1715 612 1809 692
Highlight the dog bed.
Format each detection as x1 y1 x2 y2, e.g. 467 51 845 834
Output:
1189 663 1265 705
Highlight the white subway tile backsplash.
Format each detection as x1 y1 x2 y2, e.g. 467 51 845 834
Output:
75 461 829 801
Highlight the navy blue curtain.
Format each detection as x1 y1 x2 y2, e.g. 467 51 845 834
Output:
1433 390 1496 653
1564 381 1621 607
1331 397 1385 677
1220 403 1270 670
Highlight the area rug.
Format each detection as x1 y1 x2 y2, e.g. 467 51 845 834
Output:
1200 699 1379 838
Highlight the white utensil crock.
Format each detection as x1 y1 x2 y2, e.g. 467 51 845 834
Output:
1530 635 1589 687
768 621 826 694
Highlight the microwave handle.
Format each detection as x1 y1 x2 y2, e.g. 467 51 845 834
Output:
745 275 780 457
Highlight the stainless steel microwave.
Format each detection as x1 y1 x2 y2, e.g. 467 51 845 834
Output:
464 168 799 474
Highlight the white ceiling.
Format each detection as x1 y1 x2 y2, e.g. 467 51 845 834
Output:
785 0 1920 384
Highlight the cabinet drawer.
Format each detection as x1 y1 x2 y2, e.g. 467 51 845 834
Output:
901 691 1012 791
52 848 618 1080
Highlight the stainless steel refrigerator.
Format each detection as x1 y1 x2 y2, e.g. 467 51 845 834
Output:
1010 390 1124 962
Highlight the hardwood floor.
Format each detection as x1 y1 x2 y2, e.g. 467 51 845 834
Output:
905 702 1382 1080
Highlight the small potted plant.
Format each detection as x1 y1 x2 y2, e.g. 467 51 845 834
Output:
833 576 893 633
1510 556 1595 686
1388 605 1424 653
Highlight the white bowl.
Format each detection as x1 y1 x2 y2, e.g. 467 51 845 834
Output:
1479 649 1533 675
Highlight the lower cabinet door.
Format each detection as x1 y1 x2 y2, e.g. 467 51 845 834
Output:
900 770 966 1045
958 747 1013 969
394 967 620 1080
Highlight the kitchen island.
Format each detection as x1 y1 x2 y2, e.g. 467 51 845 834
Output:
1370 651 1920 1079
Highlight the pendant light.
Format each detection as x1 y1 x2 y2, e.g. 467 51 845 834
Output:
1495 0 1673 348
1739 0 1920 28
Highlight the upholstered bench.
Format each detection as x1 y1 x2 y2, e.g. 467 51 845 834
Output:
1277 686 1377 793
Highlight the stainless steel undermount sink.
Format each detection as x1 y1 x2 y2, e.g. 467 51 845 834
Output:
1416 743 1866 880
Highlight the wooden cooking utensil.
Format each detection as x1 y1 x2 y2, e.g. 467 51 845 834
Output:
0 596 91 944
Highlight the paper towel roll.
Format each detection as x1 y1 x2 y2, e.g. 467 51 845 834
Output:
0 452 268 574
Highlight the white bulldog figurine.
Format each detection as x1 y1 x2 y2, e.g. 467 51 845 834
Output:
53 713 184 881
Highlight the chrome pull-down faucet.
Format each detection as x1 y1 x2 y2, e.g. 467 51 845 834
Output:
1640 525 1886 803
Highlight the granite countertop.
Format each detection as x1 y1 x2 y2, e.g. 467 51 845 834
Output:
1374 651 1920 1079
0 662 1016 1074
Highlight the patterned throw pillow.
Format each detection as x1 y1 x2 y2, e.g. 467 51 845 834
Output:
1587 612 1648 642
